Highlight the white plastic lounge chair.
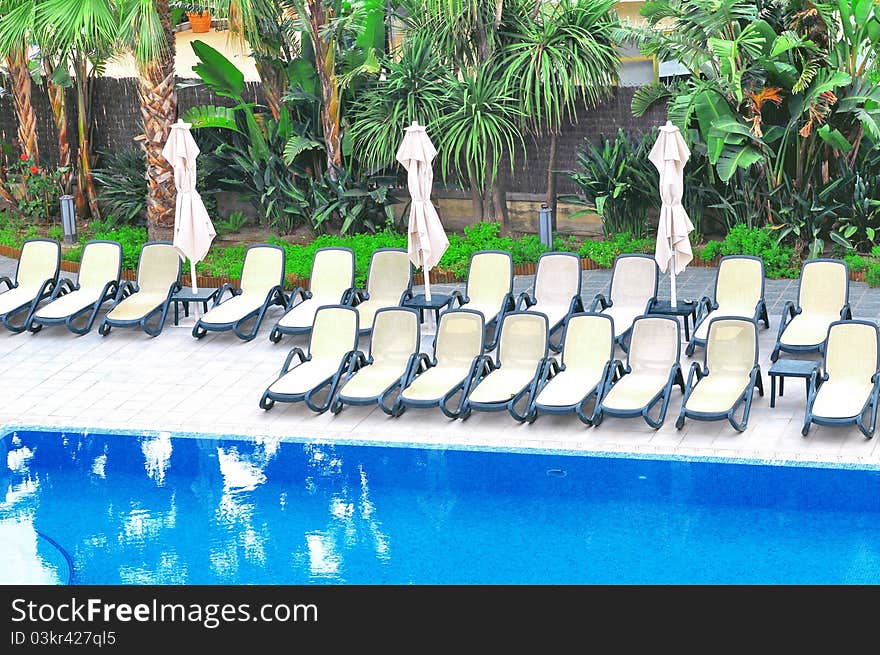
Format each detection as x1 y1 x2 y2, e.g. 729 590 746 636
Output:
771 258 851 362
685 255 769 356
98 242 182 337
449 250 515 350
193 243 287 342
802 320 880 438
460 311 550 422
0 238 60 333
347 248 413 335
676 316 764 432
516 251 583 352
331 307 422 415
394 309 486 418
593 315 684 429
28 240 122 335
260 304 361 414
529 312 616 426
590 254 658 351
268 246 355 343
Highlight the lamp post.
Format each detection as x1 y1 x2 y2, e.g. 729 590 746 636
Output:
538 203 553 248
60 194 76 245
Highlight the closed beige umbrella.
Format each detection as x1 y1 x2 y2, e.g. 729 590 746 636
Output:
162 119 217 294
650 121 694 306
396 121 448 302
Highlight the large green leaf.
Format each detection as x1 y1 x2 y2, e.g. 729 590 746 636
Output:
716 146 763 182
817 124 853 153
282 136 323 165
694 90 738 164
190 39 245 100
181 105 242 133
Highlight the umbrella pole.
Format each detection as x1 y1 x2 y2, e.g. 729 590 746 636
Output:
190 260 198 294
424 268 432 302
670 250 677 307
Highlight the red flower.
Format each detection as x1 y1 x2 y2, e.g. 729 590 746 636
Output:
29 165 38 175
19 153 28 161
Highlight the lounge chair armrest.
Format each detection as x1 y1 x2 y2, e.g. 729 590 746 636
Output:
805 368 821 409
115 280 138 302
344 288 368 306
449 290 468 307
286 285 311 309
686 361 704 391
214 283 240 307
516 291 536 310
775 301 798 342
280 347 309 375
404 352 433 386
49 277 76 300
568 295 583 315
345 349 368 375
544 356 561 378
840 303 852 320
695 295 714 321
0 276 12 291
399 289 414 305
611 358 627 381
590 293 609 312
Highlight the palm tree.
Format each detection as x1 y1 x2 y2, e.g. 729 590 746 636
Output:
118 0 178 239
499 0 620 219
0 0 40 165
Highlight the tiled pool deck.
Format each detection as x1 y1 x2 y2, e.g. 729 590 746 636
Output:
3 254 880 467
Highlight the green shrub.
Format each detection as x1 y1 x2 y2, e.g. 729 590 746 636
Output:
866 261 880 288
706 225 799 279
843 253 867 274
87 223 149 271
578 232 653 268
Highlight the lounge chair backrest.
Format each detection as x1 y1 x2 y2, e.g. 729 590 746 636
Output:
240 245 284 295
370 308 419 366
435 310 484 368
137 243 181 293
798 259 847 315
466 251 512 308
309 305 358 360
77 241 121 291
17 239 59 289
367 249 410 302
715 256 763 309
609 255 657 308
627 316 680 373
562 313 614 371
825 321 878 383
310 247 354 298
706 318 756 376
498 312 548 369
533 253 580 305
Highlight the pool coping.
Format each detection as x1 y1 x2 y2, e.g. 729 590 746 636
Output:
6 422 880 473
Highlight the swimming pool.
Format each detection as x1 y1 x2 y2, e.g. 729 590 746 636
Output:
3 429 880 584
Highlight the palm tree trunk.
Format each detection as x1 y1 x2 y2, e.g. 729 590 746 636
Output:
139 0 177 241
255 60 284 121
545 131 558 232
43 59 72 194
73 55 101 221
6 43 39 164
306 0 341 179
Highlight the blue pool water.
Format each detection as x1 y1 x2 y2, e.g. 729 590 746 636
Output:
3 429 880 584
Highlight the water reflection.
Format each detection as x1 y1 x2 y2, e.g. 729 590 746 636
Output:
141 433 172 486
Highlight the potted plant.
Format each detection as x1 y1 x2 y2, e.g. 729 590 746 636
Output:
176 2 212 33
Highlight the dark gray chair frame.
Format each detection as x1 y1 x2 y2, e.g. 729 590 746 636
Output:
259 304 362 414
97 241 182 338
345 247 414 336
194 243 288 342
516 251 584 353
28 240 122 335
592 315 685 429
802 319 880 439
459 311 553 422
331 307 423 416
675 316 764 433
770 257 851 362
0 238 61 333
392 308 487 420
449 250 516 351
685 255 770 357
589 253 659 353
527 312 617 426
268 246 355 343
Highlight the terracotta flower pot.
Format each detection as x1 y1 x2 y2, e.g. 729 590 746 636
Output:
187 11 212 33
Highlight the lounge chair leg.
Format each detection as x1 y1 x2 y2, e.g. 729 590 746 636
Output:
330 399 344 415
801 416 811 436
770 345 780 362
27 320 42 334
192 322 208 339
675 413 685 430
591 407 603 427
390 400 406 417
684 339 696 357
259 391 275 411
269 326 283 343
575 396 594 426
98 320 111 336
